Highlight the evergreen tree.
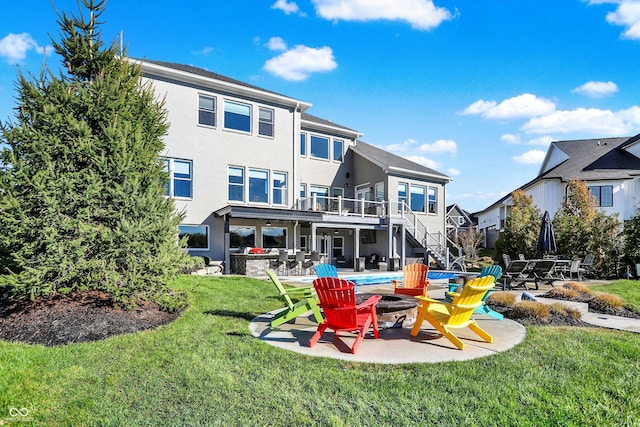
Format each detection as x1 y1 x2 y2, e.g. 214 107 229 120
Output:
553 178 595 257
495 190 541 260
0 0 189 306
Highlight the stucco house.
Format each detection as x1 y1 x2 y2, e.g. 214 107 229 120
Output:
134 59 456 275
476 134 640 248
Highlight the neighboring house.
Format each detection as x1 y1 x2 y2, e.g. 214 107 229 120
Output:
476 134 640 248
134 59 455 274
446 204 475 243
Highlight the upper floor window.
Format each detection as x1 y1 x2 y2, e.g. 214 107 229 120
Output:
228 166 244 202
398 183 408 211
589 185 613 207
310 135 329 160
410 185 426 213
224 100 251 133
230 226 255 248
428 186 437 214
165 158 192 198
178 224 209 250
249 169 269 203
333 139 344 162
300 133 307 156
300 183 307 199
273 172 287 205
198 95 216 127
259 107 274 137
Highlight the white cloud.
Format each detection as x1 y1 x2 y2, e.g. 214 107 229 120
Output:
311 0 453 30
526 135 554 146
522 106 640 135
0 33 52 64
513 150 547 165
447 168 461 176
403 154 441 169
501 133 521 144
462 94 556 120
572 81 618 98
272 0 301 15
266 37 287 51
418 139 457 155
263 45 337 81
606 0 640 40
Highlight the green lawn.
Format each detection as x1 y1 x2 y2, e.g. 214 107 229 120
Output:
1 275 639 426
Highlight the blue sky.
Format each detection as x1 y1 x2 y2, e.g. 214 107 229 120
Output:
2 0 640 213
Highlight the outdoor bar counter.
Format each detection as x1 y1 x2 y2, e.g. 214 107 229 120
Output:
230 252 322 277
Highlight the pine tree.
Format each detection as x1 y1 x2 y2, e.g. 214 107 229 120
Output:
553 178 595 257
0 0 189 307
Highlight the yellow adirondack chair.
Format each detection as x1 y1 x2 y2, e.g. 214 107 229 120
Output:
266 269 323 328
392 263 430 296
410 275 495 350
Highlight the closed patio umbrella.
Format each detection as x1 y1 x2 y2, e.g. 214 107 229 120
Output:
537 210 556 254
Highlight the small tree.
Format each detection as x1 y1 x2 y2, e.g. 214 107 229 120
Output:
623 208 640 273
457 227 484 260
495 190 541 260
0 0 189 306
553 178 595 257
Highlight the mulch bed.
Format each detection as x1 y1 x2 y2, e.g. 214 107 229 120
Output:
0 290 183 346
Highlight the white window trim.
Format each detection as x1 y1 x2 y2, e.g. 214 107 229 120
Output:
258 107 275 139
228 166 245 203
165 158 193 200
272 170 288 206
248 168 270 205
223 99 252 135
309 134 330 161
197 93 216 129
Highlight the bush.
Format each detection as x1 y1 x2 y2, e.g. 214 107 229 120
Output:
545 287 579 300
486 291 516 307
510 301 550 320
549 302 582 320
563 281 593 295
589 292 624 312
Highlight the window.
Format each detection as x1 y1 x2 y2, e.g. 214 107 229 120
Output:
300 235 308 251
375 182 384 202
249 169 268 203
262 227 287 249
273 172 287 205
228 166 244 202
333 139 344 162
589 185 613 207
230 226 255 248
310 185 329 210
300 133 307 156
428 186 437 214
224 100 251 132
310 135 329 160
332 236 343 258
259 107 274 137
179 225 209 250
398 183 407 211
410 185 426 212
300 183 307 199
198 95 216 127
165 158 192 198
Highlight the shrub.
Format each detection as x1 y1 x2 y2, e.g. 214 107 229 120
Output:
510 301 550 320
486 291 516 307
545 287 579 300
549 302 582 320
589 292 624 312
563 281 592 295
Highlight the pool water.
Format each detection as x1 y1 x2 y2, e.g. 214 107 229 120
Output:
302 271 458 287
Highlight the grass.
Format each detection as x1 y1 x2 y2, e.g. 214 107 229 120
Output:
590 280 640 313
1 276 640 425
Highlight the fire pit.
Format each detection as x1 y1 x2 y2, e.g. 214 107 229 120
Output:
356 293 418 329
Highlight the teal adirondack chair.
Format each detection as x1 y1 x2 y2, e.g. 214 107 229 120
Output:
446 265 504 320
314 264 338 278
266 269 323 328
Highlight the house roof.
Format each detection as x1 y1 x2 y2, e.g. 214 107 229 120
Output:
351 140 451 182
476 134 640 214
301 112 360 134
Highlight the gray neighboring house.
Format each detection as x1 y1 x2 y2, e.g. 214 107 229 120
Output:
134 58 455 275
476 134 640 248
446 204 475 243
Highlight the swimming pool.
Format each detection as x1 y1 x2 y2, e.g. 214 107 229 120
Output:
301 271 459 287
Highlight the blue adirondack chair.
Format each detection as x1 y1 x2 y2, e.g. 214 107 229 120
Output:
314 264 338 278
445 265 504 320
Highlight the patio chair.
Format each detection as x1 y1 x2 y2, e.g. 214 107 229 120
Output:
502 253 512 269
287 251 305 275
410 275 495 350
500 260 530 290
309 277 381 354
269 250 289 275
580 255 595 277
562 259 586 281
266 269 323 328
446 265 504 320
314 263 339 278
392 263 430 296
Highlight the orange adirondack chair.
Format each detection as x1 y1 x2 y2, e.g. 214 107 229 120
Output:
392 263 430 296
410 275 495 350
309 277 382 354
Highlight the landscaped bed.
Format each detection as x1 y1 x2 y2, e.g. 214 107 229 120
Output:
1 275 639 425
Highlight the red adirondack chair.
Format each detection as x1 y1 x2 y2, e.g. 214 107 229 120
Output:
309 277 382 354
